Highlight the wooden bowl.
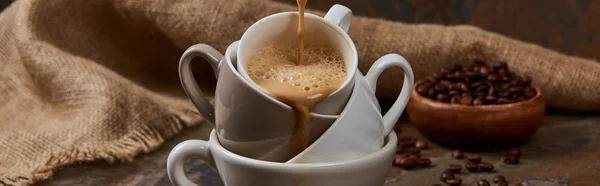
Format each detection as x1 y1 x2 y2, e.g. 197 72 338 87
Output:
406 80 545 151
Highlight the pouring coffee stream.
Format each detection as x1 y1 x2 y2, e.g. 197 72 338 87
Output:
247 0 348 159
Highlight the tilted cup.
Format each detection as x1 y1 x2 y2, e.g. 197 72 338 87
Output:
179 41 337 162
237 4 355 115
288 54 414 164
167 130 397 186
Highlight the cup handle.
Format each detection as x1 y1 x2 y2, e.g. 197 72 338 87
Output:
167 140 216 186
324 4 352 33
179 44 223 124
364 54 415 135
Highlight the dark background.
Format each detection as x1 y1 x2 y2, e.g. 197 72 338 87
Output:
1 0 598 61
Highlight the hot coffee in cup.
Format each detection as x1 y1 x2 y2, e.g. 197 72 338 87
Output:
246 45 347 155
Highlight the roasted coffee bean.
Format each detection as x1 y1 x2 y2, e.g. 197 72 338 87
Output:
509 80 519 86
467 154 482 163
415 140 428 149
476 85 489 92
396 146 404 153
431 184 443 186
475 92 487 97
508 86 524 93
480 66 490 76
400 140 414 147
393 155 406 165
478 179 491 186
445 177 463 186
435 83 448 92
432 73 443 80
478 162 494 172
427 88 437 98
400 158 418 170
470 81 484 89
495 182 508 186
498 68 509 76
460 95 473 105
497 98 511 104
509 184 524 186
459 83 469 92
436 94 450 102
447 164 462 173
487 74 500 82
454 71 466 79
485 96 498 103
418 158 432 167
466 71 480 78
408 154 421 160
507 148 522 158
473 98 484 105
440 170 455 181
452 150 464 159
487 85 495 95
417 83 432 94
493 175 506 183
450 96 460 104
492 62 508 69
465 161 478 172
449 90 460 96
503 156 520 164
440 80 452 87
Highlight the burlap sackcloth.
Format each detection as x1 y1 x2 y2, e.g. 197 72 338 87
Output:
0 0 598 185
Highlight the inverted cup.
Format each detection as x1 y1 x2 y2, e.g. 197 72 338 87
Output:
167 130 397 186
237 5 355 115
179 41 338 162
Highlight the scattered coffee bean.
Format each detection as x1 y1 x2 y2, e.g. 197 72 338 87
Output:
503 156 520 165
445 177 463 186
393 155 406 166
478 162 494 172
400 158 418 170
447 164 462 173
507 148 522 158
452 150 464 159
408 154 421 160
509 184 524 186
493 175 506 183
415 140 428 149
440 170 455 181
478 179 491 186
417 158 432 167
495 182 508 186
465 161 478 172
396 146 404 153
418 60 536 105
467 154 482 163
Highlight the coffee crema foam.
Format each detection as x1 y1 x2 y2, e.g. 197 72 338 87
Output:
246 45 346 94
246 45 347 158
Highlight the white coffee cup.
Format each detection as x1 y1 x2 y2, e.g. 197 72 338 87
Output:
167 130 397 186
237 4 355 115
179 41 338 162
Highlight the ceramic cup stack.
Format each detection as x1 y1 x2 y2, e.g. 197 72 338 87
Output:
167 5 414 186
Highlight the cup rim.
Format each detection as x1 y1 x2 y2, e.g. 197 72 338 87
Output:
225 41 338 119
237 11 358 100
209 129 396 169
